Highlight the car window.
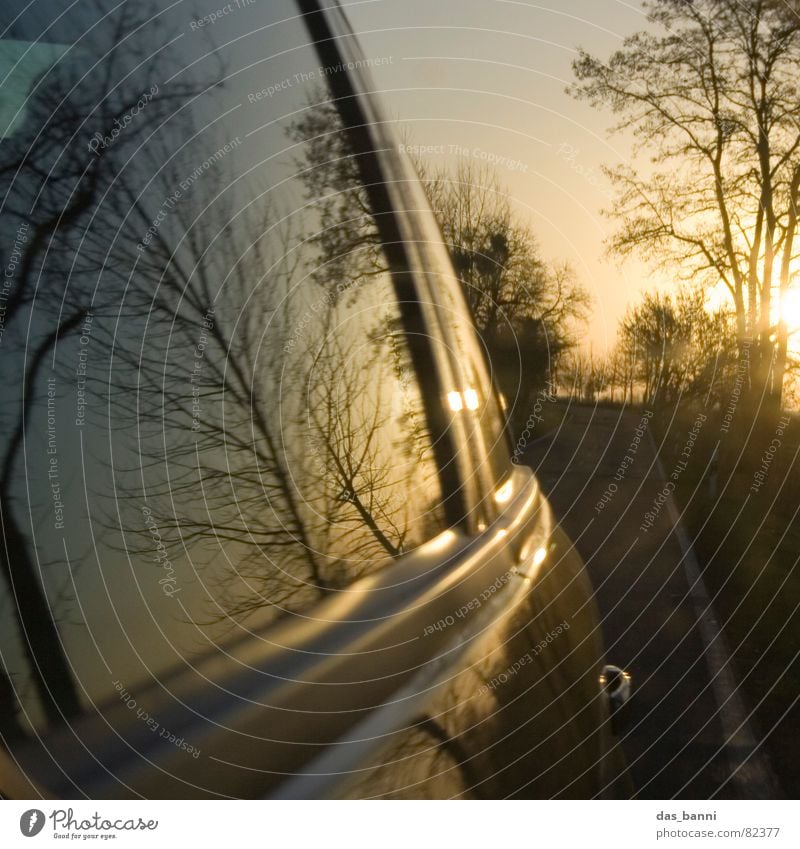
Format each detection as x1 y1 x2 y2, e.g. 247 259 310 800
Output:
0 0 447 733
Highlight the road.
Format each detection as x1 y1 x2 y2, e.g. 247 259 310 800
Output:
523 402 779 799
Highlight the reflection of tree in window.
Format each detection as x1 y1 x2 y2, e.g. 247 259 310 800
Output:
286 90 389 299
0 0 210 726
73 70 441 620
0 2 447 732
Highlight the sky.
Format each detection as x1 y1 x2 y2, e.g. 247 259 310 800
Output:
342 0 659 352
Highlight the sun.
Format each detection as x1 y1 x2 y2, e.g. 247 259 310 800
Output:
707 278 800 352
778 286 800 335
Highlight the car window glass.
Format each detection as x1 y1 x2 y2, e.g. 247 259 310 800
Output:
0 0 446 733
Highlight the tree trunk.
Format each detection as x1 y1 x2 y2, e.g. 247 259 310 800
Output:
0 317 87 728
0 501 80 725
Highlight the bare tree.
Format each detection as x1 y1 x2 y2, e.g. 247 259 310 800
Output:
560 348 609 403
613 287 737 408
92 88 443 623
571 0 800 414
413 158 588 433
420 160 588 353
0 0 202 725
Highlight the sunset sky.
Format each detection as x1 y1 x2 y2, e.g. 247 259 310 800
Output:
345 0 658 352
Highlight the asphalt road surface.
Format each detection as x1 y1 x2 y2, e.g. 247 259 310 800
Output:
522 402 779 800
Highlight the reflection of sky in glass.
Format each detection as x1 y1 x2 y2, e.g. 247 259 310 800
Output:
0 39 69 138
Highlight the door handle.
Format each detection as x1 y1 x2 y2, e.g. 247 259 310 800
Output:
600 664 632 732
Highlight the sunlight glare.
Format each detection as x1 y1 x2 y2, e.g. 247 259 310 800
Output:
779 286 800 335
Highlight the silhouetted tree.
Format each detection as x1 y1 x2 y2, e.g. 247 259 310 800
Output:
416 159 588 427
614 288 737 407
571 0 800 416
561 349 608 403
95 90 441 623
0 0 202 725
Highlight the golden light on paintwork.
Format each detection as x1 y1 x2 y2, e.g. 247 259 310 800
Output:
513 545 549 583
447 388 479 411
420 529 458 555
532 546 548 569
494 479 514 504
447 391 463 411
463 387 479 410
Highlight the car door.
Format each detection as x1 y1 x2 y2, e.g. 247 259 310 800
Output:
0 0 615 799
